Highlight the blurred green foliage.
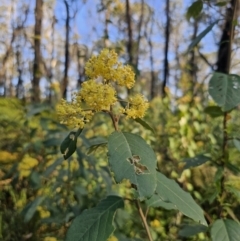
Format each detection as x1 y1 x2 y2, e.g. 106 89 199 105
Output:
1 95 240 241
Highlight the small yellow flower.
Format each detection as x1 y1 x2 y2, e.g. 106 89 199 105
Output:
123 94 149 119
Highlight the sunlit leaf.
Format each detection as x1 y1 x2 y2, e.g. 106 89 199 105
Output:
214 167 224 183
204 106 224 118
211 219 240 241
134 118 155 134
183 154 210 170
66 196 124 241
147 172 207 226
209 72 240 111
146 194 176 210
87 142 107 155
29 171 41 189
226 161 240 174
108 131 157 199
215 1 228 7
43 157 64 177
226 186 240 199
179 223 208 237
233 138 240 151
26 103 52 117
186 1 203 20
188 21 217 52
60 128 83 159
22 196 45 222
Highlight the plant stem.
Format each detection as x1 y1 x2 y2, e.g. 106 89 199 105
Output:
109 112 119 131
103 109 119 131
218 0 238 218
136 200 153 241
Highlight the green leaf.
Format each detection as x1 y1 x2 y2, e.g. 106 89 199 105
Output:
119 238 142 241
209 72 240 112
29 171 41 189
183 154 210 170
226 186 240 199
26 103 52 117
188 21 217 52
44 137 63 147
211 219 240 241
115 234 143 241
147 172 207 226
206 189 219 204
87 142 107 155
65 195 124 241
204 106 224 118
146 194 176 210
215 1 228 7
186 1 203 20
233 138 240 151
214 167 224 182
226 161 240 174
22 196 45 222
108 132 157 199
179 223 208 237
134 118 155 134
43 157 64 177
60 128 83 159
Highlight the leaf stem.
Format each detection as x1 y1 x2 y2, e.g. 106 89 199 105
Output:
135 200 153 241
218 0 238 218
218 112 228 217
104 108 119 131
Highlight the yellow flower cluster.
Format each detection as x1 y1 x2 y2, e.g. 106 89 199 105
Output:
150 219 161 228
107 236 118 241
56 98 93 128
85 49 118 80
57 49 149 127
0 151 18 164
18 155 39 178
79 79 116 111
122 94 149 119
85 49 135 88
62 159 79 172
37 206 51 219
43 237 57 241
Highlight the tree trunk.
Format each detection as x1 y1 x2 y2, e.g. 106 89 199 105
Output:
32 0 43 102
162 0 170 97
216 0 237 74
126 0 133 65
62 0 70 99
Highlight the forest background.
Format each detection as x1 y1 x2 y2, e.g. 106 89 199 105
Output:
1 0 240 240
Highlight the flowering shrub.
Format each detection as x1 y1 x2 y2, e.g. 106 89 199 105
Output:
57 49 207 241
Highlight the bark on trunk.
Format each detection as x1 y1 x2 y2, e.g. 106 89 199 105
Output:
32 0 43 102
62 0 70 99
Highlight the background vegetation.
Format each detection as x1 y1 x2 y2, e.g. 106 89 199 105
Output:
1 0 240 240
